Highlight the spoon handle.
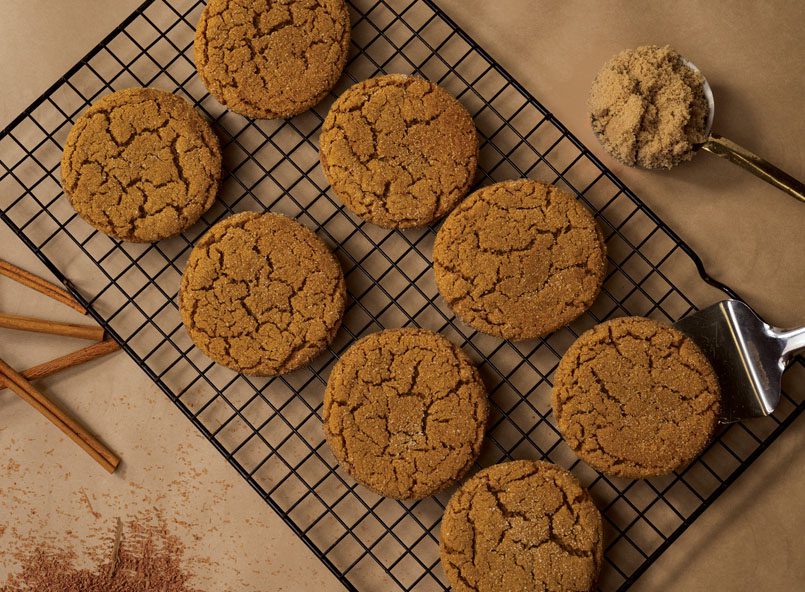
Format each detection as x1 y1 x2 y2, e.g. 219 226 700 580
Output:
701 133 805 203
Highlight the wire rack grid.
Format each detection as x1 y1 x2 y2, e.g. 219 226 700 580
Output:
0 0 802 590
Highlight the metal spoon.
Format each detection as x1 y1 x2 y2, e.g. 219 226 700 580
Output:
592 59 805 203
674 299 805 423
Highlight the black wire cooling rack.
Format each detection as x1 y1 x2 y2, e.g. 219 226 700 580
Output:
0 1 802 590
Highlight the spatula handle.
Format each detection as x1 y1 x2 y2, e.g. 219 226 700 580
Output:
774 325 805 363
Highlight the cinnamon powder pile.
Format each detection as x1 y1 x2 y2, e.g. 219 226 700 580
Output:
589 45 709 169
2 513 202 592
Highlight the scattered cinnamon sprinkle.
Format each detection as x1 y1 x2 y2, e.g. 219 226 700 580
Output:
2 511 202 592
79 488 101 520
1 432 254 589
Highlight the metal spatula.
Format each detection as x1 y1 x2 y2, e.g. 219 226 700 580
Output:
673 300 805 423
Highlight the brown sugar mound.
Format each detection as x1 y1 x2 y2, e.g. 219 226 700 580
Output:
61 88 222 242
179 212 346 376
433 180 607 341
319 74 478 228
440 460 603 592
552 317 721 479
588 45 709 169
323 328 489 499
194 0 351 119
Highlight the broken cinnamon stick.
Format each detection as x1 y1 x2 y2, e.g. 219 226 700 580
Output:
0 259 86 314
0 312 104 341
0 356 119 474
0 339 120 392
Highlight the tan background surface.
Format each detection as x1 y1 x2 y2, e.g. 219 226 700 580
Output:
1 0 803 590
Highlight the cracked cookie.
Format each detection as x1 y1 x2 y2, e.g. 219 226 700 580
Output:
440 460 603 592
61 88 222 242
323 328 489 499
433 180 606 341
179 211 346 376
552 316 721 479
194 0 351 119
319 74 478 228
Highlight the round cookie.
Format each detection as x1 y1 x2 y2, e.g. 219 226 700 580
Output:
61 88 221 242
323 328 489 499
552 316 721 479
194 0 351 119
319 74 478 228
440 460 603 592
433 180 606 341
180 211 346 376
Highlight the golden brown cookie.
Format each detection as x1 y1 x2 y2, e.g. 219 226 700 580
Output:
319 74 478 228
323 328 489 499
433 180 607 341
179 211 346 376
552 316 721 479
440 460 603 592
61 88 221 242
194 0 351 119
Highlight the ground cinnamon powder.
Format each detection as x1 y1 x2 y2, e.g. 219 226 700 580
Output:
2 513 202 592
589 45 709 169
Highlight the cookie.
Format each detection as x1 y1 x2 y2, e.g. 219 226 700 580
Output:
552 316 721 479
433 180 606 341
179 212 346 376
319 74 478 228
323 328 489 499
194 0 351 119
61 88 221 242
440 460 603 592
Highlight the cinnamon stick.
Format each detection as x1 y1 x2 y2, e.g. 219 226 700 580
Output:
0 339 121 392
0 312 104 341
0 259 86 314
0 356 119 473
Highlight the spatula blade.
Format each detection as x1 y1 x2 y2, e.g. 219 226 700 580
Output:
674 300 784 423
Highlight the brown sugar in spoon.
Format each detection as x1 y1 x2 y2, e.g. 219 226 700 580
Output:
590 48 804 202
